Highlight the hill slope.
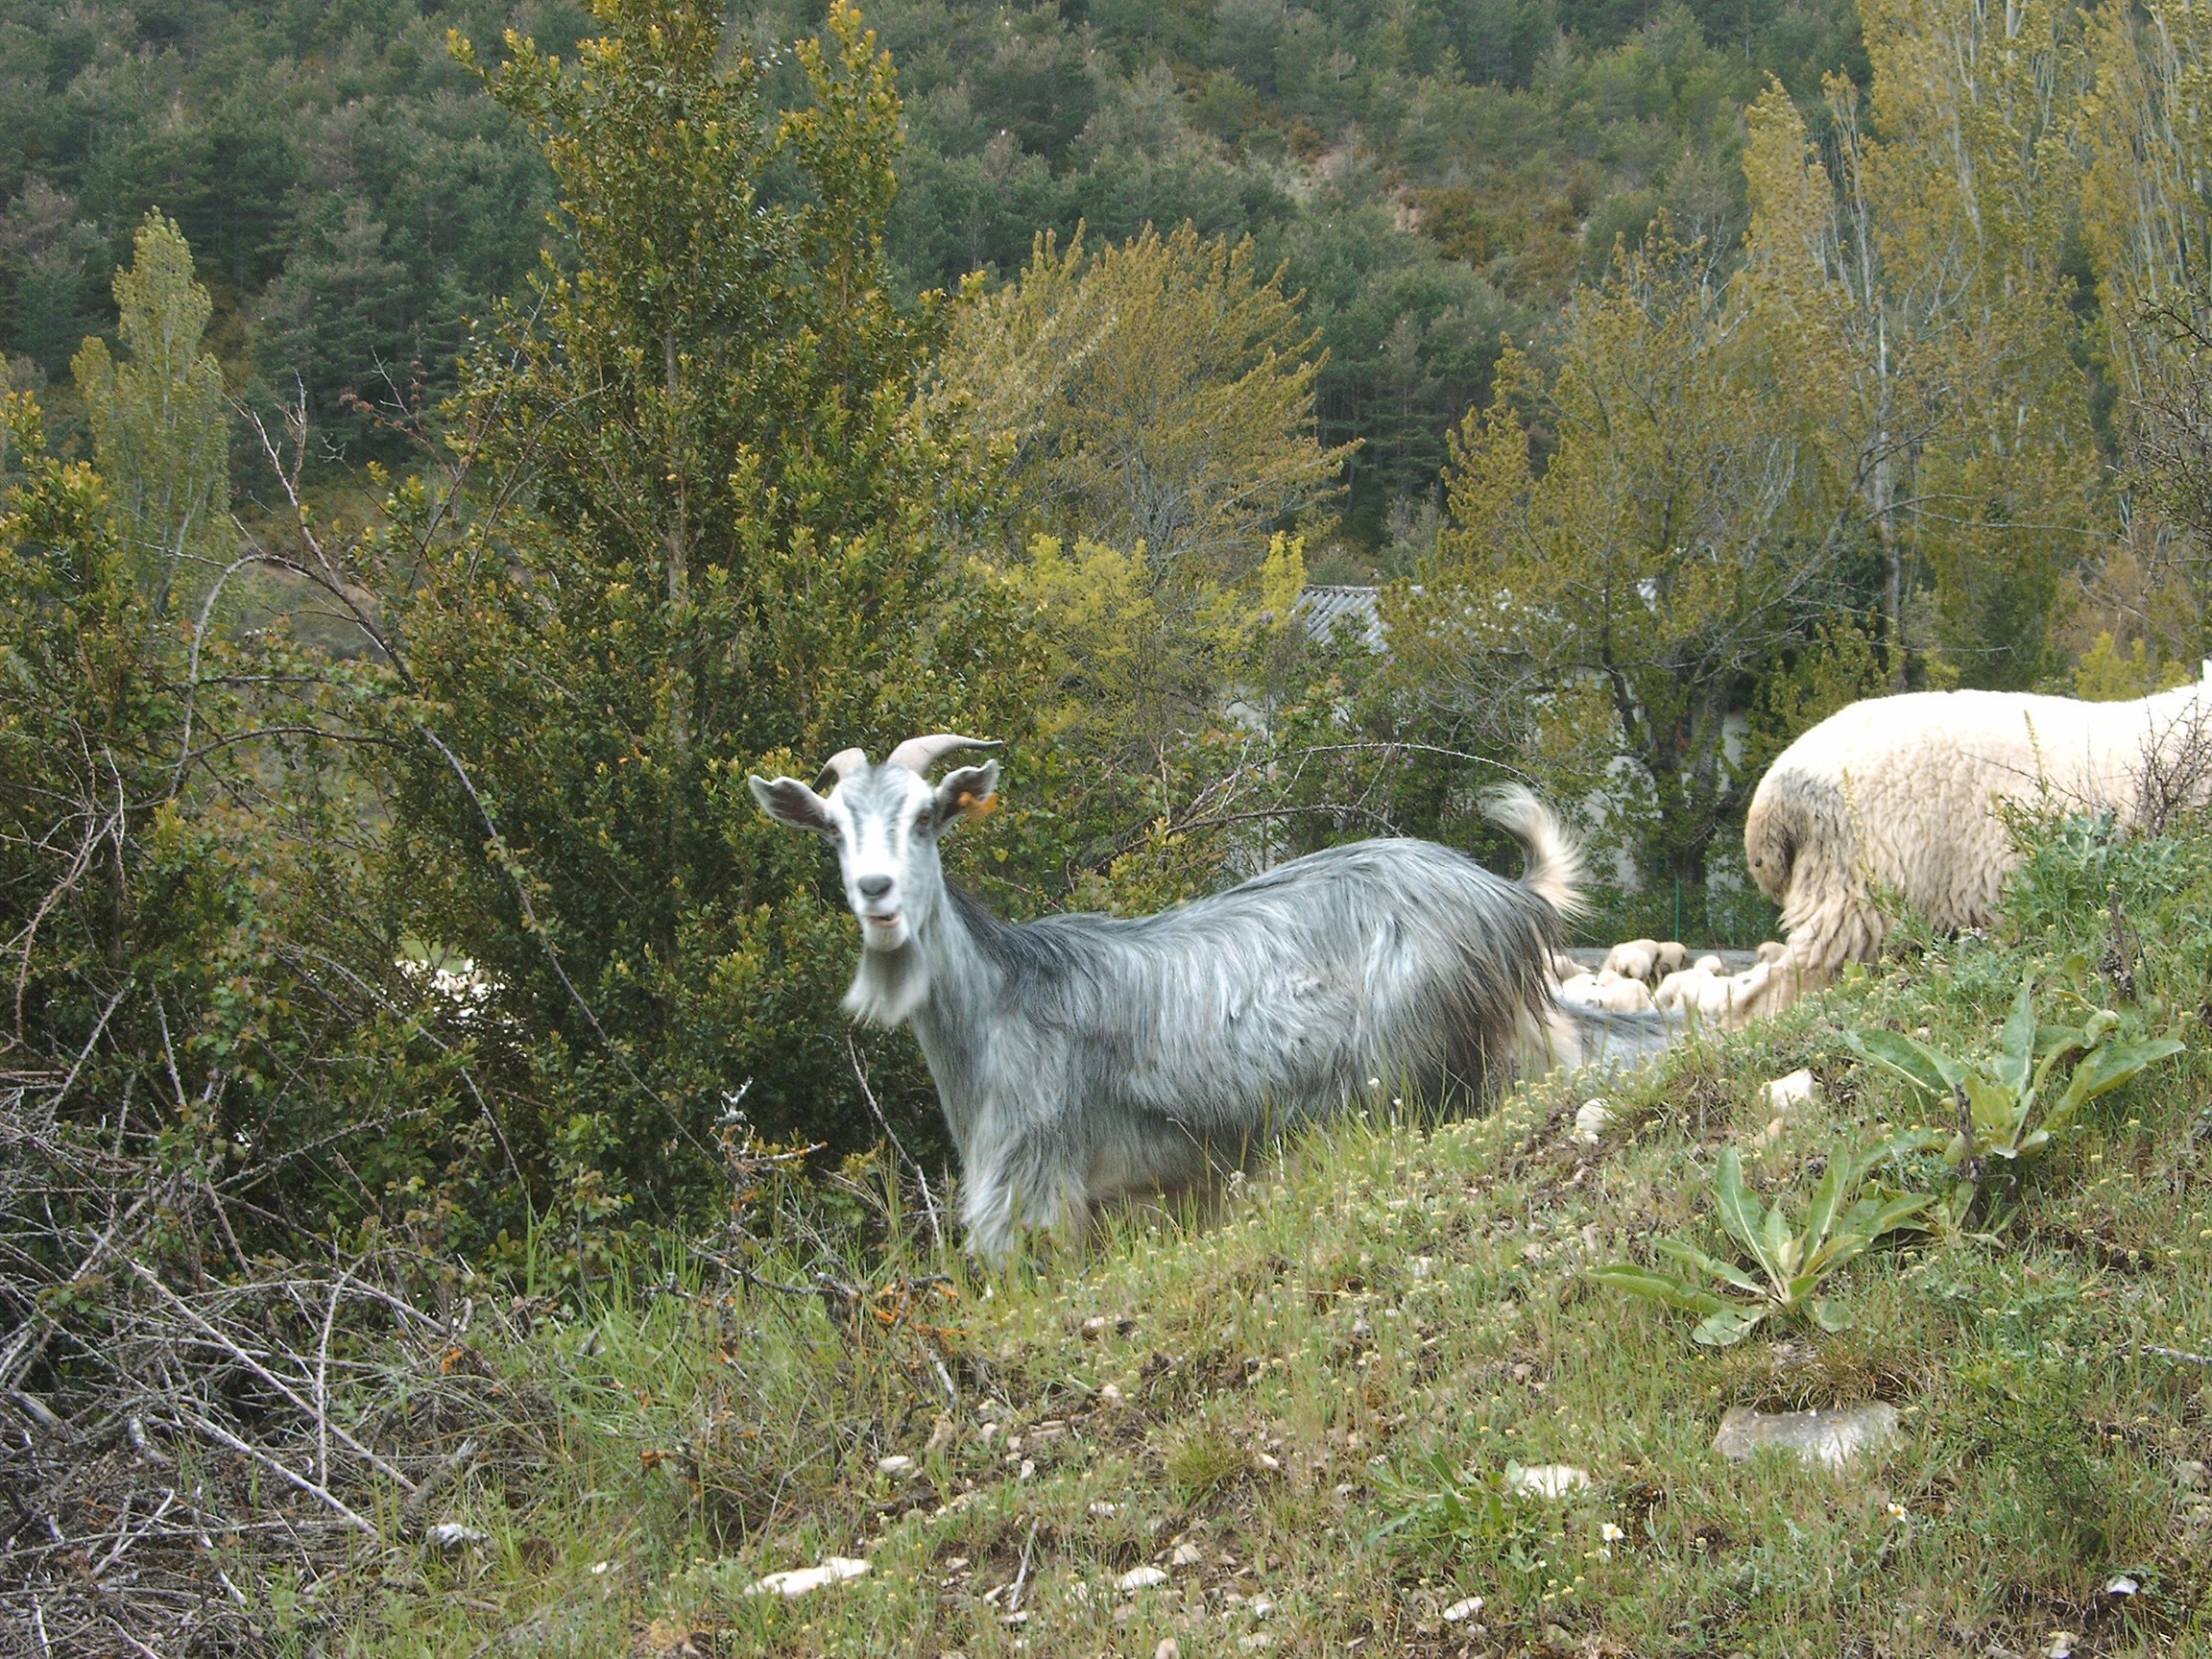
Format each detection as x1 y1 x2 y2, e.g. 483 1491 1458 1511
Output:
331 815 2212 1658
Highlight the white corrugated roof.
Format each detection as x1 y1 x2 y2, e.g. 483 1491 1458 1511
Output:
1295 584 1386 651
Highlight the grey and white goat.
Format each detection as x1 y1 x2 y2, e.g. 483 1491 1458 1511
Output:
752 736 1667 1261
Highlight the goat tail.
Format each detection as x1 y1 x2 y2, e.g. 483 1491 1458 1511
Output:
1481 785 1586 922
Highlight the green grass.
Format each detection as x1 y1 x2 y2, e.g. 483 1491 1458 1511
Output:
313 836 2212 1658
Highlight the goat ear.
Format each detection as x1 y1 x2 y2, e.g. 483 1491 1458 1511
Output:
749 774 835 835
930 760 999 833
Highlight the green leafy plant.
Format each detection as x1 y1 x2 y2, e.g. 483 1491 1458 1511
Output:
1588 1136 1936 1345
1846 977 2184 1227
1369 1452 1561 1577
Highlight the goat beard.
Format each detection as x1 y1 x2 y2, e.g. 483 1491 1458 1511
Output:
844 941 929 1027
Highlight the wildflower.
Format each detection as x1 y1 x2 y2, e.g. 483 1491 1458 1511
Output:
1600 1523 1625 1543
1886 1503 1909 1524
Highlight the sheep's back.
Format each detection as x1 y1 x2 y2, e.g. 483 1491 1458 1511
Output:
1752 685 2201 936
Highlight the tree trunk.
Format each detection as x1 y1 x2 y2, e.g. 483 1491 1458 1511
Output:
664 330 692 766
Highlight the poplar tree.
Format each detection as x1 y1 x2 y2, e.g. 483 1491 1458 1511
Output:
2082 0 2212 630
70 212 231 616
934 223 1353 585
1403 232 1843 886
1857 0 2097 688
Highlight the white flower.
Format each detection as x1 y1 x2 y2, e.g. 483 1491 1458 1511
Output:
1600 1523 1625 1543
1886 1503 1910 1524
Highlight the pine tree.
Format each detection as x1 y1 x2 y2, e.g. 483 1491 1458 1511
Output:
374 0 1032 1216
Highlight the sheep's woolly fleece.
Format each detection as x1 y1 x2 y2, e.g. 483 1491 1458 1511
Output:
1743 680 2210 981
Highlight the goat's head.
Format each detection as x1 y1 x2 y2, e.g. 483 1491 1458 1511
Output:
749 735 1002 954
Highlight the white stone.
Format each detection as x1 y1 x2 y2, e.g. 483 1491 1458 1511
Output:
1713 1404 1901 1470
1765 1069 1820 1111
747 1557 871 1598
1442 1596 1484 1623
2105 1575 2139 1597
1169 1543 1203 1566
1154 1642 1181 1659
1574 1099 1614 1142
428 1523 486 1551
1118 1566 1170 1592
876 1454 915 1476
1089 1501 1120 1518
1507 1463 1591 1499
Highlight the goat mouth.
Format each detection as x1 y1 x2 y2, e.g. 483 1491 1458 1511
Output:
862 912 903 930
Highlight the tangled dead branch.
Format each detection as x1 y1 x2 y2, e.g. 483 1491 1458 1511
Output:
0 1082 559 1656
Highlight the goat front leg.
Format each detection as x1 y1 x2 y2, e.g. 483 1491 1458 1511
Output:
958 1119 1091 1266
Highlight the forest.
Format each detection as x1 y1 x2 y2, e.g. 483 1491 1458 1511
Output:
5 0 1866 541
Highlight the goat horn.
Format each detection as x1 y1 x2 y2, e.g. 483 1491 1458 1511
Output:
813 747 869 790
884 733 1002 776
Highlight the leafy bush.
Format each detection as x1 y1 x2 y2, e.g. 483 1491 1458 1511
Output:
1588 1136 1936 1345
1847 975 2184 1228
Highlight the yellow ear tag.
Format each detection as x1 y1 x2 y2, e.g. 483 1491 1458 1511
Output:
958 791 998 824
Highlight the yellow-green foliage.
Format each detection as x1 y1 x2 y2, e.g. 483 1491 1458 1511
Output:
999 531 1305 740
1403 231 1831 882
2073 631 2197 701
69 211 230 613
935 222 1352 584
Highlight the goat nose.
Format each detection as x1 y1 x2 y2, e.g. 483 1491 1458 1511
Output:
856 876 893 900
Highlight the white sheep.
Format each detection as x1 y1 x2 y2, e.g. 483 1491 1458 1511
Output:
1557 971 1658 1014
1652 961 1712 1015
1599 938 1689 987
1654 956 1790 1030
1600 938 1660 984
1744 680 2211 988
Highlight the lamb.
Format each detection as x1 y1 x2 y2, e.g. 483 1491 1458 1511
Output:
1600 939 1660 986
1653 955 1791 1029
1744 680 2211 987
752 735 1671 1261
1557 970 1658 1014
1599 939 1687 987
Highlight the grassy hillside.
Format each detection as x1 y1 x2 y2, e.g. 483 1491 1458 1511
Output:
311 813 2212 1658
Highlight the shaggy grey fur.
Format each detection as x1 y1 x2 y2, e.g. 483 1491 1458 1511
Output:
751 743 1647 1261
